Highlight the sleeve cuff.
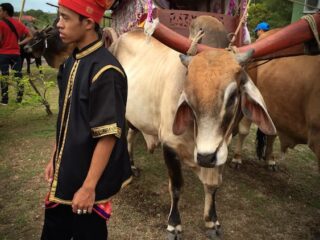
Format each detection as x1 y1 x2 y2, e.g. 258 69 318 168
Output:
91 123 122 138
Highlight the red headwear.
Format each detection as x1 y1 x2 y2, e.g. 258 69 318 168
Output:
58 0 115 23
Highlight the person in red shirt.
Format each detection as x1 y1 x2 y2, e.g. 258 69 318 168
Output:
0 3 32 105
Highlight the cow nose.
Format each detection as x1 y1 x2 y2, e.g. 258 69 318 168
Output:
197 152 217 168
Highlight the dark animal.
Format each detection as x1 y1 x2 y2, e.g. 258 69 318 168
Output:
24 20 74 68
20 23 42 74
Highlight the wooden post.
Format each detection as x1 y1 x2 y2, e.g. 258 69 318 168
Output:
19 0 26 21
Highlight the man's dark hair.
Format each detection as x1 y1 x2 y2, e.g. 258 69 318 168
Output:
79 15 101 35
0 3 14 17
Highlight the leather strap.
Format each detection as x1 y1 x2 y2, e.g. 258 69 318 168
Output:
2 18 19 40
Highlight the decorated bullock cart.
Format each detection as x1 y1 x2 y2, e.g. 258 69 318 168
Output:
111 0 250 47
109 0 320 59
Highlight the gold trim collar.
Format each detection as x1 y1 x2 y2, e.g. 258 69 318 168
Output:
75 41 103 59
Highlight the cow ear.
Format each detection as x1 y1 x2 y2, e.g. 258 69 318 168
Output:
173 93 194 135
241 77 277 135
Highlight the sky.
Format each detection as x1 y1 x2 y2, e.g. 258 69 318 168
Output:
2 0 58 13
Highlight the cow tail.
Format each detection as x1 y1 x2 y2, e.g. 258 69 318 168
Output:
256 128 267 160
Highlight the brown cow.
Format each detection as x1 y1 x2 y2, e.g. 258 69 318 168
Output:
232 29 320 171
110 28 275 239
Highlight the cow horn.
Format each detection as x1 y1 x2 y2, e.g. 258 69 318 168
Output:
235 49 254 65
179 54 193 67
40 25 49 33
43 26 53 34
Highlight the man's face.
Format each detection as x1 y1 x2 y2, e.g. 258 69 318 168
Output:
56 6 88 46
0 7 5 19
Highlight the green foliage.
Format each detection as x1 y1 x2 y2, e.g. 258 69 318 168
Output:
25 10 57 29
102 10 112 28
248 3 270 37
0 66 57 115
263 0 293 27
248 0 293 40
14 10 56 29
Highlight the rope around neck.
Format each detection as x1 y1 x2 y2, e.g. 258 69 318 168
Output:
302 14 320 49
187 30 205 56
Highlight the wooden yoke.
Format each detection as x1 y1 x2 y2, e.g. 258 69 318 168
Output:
149 12 320 58
239 13 320 58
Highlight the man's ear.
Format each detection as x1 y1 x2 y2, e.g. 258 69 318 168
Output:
84 18 96 30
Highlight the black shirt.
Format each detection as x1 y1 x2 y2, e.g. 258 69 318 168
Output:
49 40 132 204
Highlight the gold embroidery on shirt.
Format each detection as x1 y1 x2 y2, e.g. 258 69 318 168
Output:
91 123 122 138
76 41 103 59
50 60 80 201
92 65 125 83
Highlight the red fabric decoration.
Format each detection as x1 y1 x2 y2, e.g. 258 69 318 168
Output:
58 0 115 23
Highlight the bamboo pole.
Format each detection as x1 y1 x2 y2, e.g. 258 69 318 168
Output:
19 0 26 20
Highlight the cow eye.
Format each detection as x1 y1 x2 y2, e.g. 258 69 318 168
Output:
226 91 237 108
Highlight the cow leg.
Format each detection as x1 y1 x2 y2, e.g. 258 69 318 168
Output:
163 144 183 240
127 126 140 177
35 57 42 74
203 185 222 239
231 117 252 169
264 135 278 171
26 56 31 75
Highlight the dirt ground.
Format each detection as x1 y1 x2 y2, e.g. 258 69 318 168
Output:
0 82 319 240
108 134 320 240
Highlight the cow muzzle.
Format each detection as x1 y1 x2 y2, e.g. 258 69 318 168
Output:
197 152 217 168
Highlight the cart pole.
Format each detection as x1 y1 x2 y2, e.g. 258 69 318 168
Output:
19 0 26 21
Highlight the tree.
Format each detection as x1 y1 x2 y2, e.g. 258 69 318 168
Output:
248 3 270 37
14 10 57 29
248 0 293 40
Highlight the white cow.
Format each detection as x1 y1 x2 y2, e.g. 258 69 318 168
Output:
110 29 276 239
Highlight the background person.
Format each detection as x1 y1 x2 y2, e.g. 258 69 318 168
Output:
254 21 270 39
0 3 32 105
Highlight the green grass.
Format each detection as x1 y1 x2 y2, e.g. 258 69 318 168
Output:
0 66 58 240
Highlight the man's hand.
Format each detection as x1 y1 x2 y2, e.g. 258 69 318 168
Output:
71 136 115 215
44 160 54 183
72 186 95 214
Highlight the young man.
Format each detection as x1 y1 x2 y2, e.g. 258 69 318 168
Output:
41 0 132 239
0 3 32 105
254 21 270 38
